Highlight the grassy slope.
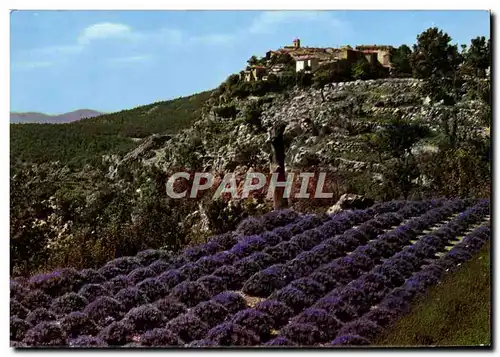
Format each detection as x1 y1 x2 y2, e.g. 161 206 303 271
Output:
376 242 491 347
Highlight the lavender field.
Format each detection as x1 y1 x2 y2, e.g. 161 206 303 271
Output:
10 198 491 348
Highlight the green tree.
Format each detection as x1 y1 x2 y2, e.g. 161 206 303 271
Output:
352 58 372 80
247 55 259 66
361 116 430 199
463 36 490 78
410 27 462 104
389 44 412 76
244 101 263 132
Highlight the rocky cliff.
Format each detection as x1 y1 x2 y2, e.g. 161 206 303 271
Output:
112 77 489 182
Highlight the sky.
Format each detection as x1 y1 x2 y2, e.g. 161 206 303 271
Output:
10 10 490 114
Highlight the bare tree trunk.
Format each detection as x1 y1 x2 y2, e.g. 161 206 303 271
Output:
270 123 288 210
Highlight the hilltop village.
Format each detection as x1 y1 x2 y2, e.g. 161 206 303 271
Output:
242 38 393 82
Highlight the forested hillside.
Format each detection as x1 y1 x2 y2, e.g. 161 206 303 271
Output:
10 90 212 167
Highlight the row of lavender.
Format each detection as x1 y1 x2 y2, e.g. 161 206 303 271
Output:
186 198 489 347
10 199 412 346
9 198 488 347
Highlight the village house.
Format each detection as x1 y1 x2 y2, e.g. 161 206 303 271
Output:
244 39 394 82
243 65 267 82
355 45 393 67
295 55 320 73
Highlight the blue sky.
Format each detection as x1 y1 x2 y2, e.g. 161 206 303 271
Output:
10 10 490 114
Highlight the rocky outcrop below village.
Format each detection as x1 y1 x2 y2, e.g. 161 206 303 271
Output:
112 77 489 183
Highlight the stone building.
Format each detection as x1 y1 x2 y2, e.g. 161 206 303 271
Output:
355 45 393 67
244 65 267 82
295 55 320 73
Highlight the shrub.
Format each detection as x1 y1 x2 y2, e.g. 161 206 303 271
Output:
165 313 209 343
79 268 107 285
213 104 238 119
212 265 243 290
211 292 247 314
291 308 343 341
191 301 229 327
10 317 30 341
211 251 237 265
28 268 82 297
114 287 149 311
285 259 314 279
136 249 172 266
23 321 67 346
330 334 371 346
60 312 99 338
264 337 298 346
140 328 183 347
270 287 315 314
288 278 327 300
25 308 57 327
230 236 267 258
242 264 294 298
182 246 205 262
106 256 143 273
280 323 324 346
103 275 130 294
260 231 282 246
125 305 165 332
205 322 260 346
136 278 168 302
197 275 227 296
10 281 28 301
233 259 262 281
336 318 382 341
154 297 188 320
187 339 217 347
147 260 171 275
127 267 156 285
83 296 125 326
157 270 184 289
313 297 358 323
69 336 107 347
254 299 294 328
10 299 29 319
308 272 341 291
290 232 322 251
78 284 109 303
231 309 273 338
363 307 397 328
196 256 223 275
171 281 210 307
98 265 124 280
210 233 238 250
179 262 203 281
263 241 301 263
97 321 133 346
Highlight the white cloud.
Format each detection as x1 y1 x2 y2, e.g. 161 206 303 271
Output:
77 22 134 45
249 10 345 34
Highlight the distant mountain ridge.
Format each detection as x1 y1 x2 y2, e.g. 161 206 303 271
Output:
10 109 104 124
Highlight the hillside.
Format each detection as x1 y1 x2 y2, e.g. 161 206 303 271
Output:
10 91 213 167
10 109 103 124
73 90 213 138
